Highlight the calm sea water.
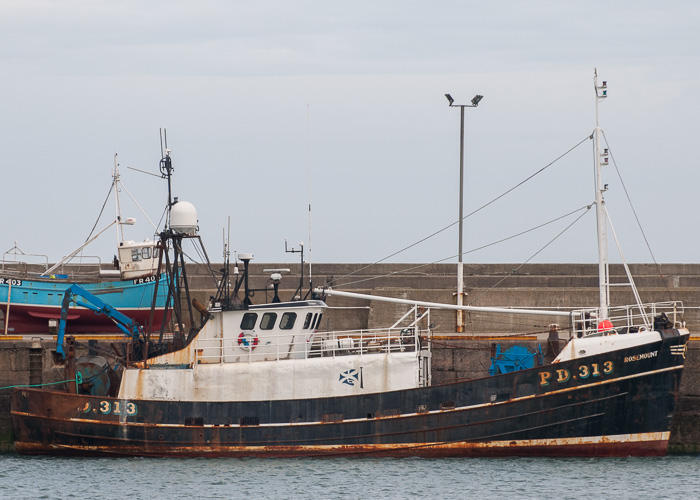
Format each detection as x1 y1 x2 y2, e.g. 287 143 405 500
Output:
1 455 700 500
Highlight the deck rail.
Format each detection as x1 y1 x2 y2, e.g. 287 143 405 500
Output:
571 301 684 337
0 258 106 280
193 326 425 364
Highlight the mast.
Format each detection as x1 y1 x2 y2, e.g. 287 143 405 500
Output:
593 69 609 319
113 154 125 244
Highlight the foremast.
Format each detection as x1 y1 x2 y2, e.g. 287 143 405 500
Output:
594 69 610 320
113 154 126 244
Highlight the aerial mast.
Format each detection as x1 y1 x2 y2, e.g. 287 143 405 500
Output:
593 69 610 319
113 154 125 245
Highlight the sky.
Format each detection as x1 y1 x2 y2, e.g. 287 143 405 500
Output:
1 0 698 267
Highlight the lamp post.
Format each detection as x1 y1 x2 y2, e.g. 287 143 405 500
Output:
445 93 483 333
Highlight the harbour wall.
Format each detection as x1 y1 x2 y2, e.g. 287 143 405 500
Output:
1 262 699 453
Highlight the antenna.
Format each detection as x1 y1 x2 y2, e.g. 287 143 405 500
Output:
212 217 237 311
222 217 232 305
307 104 313 290
158 128 174 216
285 239 305 300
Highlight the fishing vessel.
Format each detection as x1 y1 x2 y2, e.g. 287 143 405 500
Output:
0 156 170 334
10 73 691 457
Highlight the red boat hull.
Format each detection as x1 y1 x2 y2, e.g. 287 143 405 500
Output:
2 303 170 334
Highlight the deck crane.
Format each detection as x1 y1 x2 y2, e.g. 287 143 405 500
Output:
56 283 144 359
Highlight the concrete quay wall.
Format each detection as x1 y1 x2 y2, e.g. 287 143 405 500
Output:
222 262 700 334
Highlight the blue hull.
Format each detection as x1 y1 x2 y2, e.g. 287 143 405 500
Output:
0 274 171 334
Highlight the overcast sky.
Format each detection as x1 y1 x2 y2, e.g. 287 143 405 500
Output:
1 1 698 268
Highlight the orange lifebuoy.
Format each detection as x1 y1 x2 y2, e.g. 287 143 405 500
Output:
598 319 614 333
238 331 259 350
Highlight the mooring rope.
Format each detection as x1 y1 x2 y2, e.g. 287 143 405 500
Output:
0 378 75 391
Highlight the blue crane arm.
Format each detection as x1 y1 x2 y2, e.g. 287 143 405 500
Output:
56 283 144 358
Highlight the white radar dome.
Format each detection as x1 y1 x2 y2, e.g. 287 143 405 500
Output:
170 200 198 235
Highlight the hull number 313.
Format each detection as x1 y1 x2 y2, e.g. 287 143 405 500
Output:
81 400 138 416
539 361 613 386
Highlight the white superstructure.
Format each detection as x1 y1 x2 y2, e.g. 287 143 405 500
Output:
118 299 429 402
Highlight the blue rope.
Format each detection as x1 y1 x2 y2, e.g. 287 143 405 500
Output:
0 378 75 391
2 362 118 392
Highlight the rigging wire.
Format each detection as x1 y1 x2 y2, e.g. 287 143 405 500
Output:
333 204 592 289
181 242 219 288
328 134 593 287
601 131 674 301
84 182 115 242
467 203 593 306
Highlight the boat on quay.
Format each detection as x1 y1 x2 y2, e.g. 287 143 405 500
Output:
0 155 170 335
0 273 168 335
10 73 692 457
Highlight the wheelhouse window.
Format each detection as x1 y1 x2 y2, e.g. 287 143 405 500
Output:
260 312 277 330
141 247 152 259
313 313 323 330
240 313 258 330
303 312 313 329
131 248 142 262
280 312 297 330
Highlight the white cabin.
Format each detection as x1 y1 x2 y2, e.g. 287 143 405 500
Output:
117 239 159 280
117 300 430 402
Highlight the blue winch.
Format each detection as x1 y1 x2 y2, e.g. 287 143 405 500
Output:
489 344 543 376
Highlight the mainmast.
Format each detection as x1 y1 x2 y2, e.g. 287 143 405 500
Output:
113 154 125 244
593 69 610 319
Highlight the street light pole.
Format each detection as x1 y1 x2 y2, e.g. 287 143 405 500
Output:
445 93 483 333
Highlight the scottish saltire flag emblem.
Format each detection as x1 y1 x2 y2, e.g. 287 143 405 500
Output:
670 344 687 358
339 369 359 386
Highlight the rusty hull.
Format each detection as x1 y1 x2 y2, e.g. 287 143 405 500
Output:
11 331 688 458
11 386 670 458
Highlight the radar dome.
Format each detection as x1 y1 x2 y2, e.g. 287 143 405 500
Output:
170 200 198 235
